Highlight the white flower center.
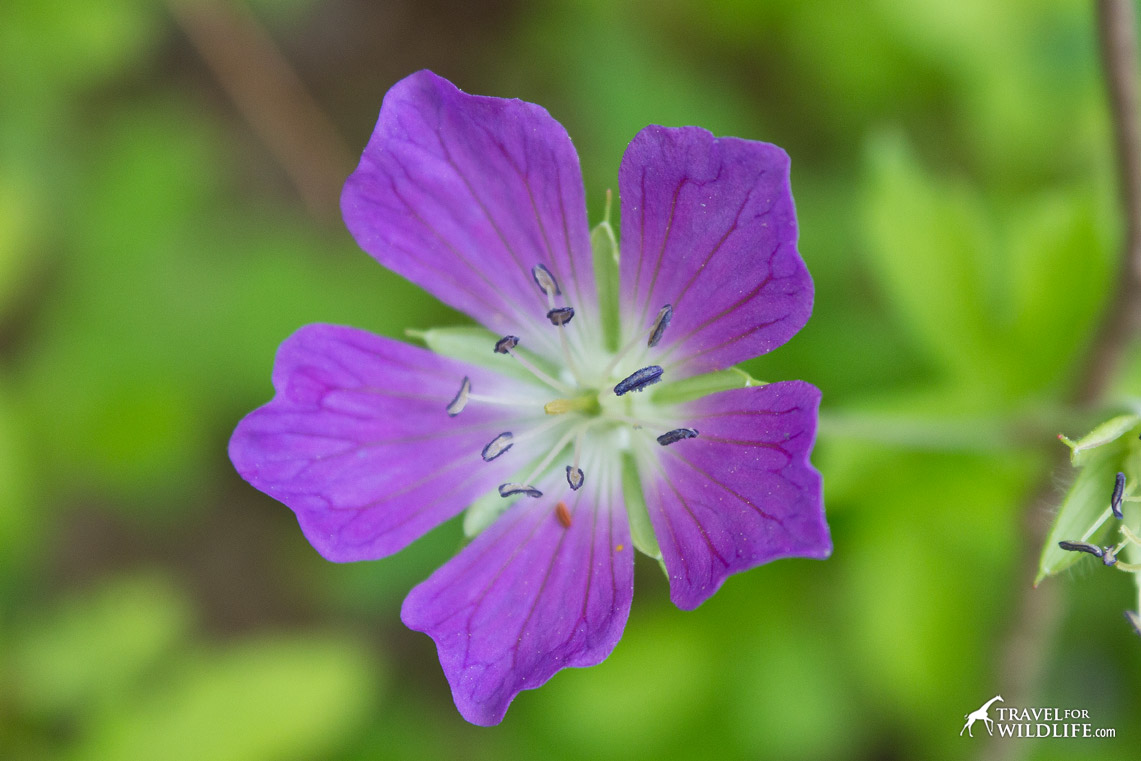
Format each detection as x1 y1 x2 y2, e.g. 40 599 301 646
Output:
448 262 698 516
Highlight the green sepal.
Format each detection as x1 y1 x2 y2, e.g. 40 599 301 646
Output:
650 366 766 406
406 325 559 385
462 487 510 538
1058 414 1141 466
1037 450 1119 584
590 218 621 352
622 451 661 562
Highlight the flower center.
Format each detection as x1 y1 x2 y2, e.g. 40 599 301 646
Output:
447 262 699 507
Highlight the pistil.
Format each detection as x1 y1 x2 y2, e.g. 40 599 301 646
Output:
544 394 600 416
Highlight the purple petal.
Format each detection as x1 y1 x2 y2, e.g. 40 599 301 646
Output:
229 324 540 562
401 477 633 726
342 70 595 351
641 381 830 610
618 126 813 377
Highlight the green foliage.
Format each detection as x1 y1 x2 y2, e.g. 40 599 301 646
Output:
1 0 1138 758
862 136 1112 402
7 575 381 761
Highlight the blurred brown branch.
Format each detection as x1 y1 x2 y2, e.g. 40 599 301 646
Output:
1079 0 1141 403
167 0 355 225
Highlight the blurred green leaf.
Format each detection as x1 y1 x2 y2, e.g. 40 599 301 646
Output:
12 574 193 716
0 379 34 584
863 135 999 387
74 634 379 761
1005 192 1113 395
0 0 158 94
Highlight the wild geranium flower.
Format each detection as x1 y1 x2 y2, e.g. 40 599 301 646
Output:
229 70 831 725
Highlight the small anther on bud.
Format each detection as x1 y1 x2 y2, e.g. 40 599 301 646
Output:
446 376 471 417
566 465 584 490
481 432 514 462
1125 610 1141 637
546 307 575 326
532 263 561 297
499 482 543 498
614 365 663 396
648 304 673 348
1057 540 1104 558
494 335 519 354
1112 471 1126 519
657 428 699 446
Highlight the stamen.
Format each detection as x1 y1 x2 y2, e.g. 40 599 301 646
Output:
1112 471 1126 518
446 376 470 417
647 304 673 348
657 427 699 446
1103 546 1119 566
499 482 542 498
532 264 561 297
1126 611 1141 637
555 500 572 528
518 419 598 489
1058 540 1104 558
614 365 664 396
547 307 575 326
571 426 584 479
496 338 573 394
466 392 540 407
566 465 584 490
481 432 514 461
494 335 519 354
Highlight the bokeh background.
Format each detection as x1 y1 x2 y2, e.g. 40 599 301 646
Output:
2 0 1139 759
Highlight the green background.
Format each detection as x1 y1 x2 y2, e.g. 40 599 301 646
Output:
1 0 1138 759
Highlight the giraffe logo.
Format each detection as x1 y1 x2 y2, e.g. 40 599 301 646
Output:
960 695 1004 737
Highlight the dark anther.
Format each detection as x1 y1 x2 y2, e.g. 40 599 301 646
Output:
614 365 664 396
1103 546 1119 566
648 304 673 348
1125 610 1141 637
446 376 471 417
1057 540 1104 558
498 482 543 498
566 465 584 491
481 432 514 462
1112 471 1126 519
546 307 575 326
657 428 699 446
532 263 561 296
494 335 519 354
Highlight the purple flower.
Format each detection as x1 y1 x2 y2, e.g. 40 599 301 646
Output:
229 70 831 725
